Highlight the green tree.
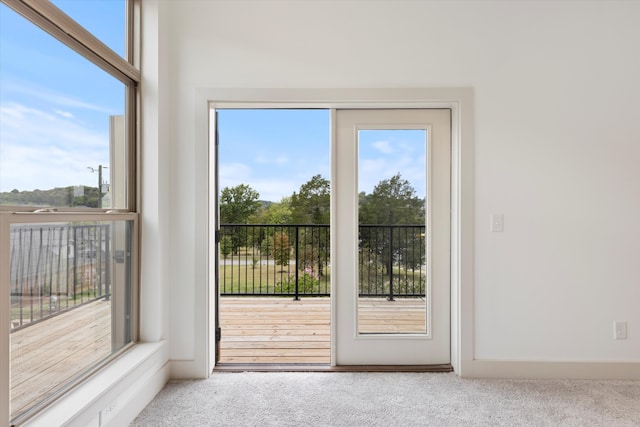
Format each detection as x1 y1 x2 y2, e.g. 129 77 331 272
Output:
358 173 425 283
290 175 330 224
290 175 330 276
0 185 100 207
220 235 233 259
273 231 291 270
220 184 261 224
263 197 292 224
246 198 292 257
359 173 424 225
220 184 261 254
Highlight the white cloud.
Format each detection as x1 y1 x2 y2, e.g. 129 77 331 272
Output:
358 157 426 198
254 154 289 165
253 179 300 203
218 162 298 202
4 80 119 115
371 140 395 154
219 162 252 189
54 109 74 119
0 103 108 192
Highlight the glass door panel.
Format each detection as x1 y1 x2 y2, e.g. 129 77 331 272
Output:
358 129 428 335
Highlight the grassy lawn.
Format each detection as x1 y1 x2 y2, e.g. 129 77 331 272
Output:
219 246 425 296
219 257 424 296
359 266 425 295
219 257 331 295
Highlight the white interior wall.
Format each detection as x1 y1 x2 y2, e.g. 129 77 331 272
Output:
156 0 640 375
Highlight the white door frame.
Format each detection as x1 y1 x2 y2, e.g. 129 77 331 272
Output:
200 88 474 375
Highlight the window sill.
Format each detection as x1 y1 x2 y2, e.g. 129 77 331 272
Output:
21 341 169 427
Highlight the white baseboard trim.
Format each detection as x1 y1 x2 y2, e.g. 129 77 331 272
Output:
470 360 640 380
170 359 210 379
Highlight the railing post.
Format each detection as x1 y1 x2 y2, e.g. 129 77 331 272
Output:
294 225 300 301
73 226 78 305
27 228 34 323
105 224 111 301
387 226 394 301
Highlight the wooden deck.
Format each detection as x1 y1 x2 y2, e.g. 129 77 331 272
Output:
10 300 112 418
219 296 426 364
220 297 331 364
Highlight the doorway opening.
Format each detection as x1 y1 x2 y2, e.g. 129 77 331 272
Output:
215 109 332 364
214 107 452 367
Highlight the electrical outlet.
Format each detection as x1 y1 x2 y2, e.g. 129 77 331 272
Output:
100 398 118 426
614 321 627 340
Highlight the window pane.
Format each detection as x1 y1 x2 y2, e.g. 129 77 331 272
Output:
50 0 126 58
357 129 427 334
0 4 127 209
9 220 134 420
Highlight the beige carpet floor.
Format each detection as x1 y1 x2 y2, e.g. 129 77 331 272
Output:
131 372 640 426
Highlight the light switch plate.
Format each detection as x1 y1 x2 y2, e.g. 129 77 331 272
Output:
491 214 504 232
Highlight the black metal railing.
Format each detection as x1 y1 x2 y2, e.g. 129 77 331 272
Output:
219 224 426 300
358 225 426 300
219 224 330 299
9 223 111 330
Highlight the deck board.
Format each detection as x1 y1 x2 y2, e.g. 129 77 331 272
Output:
219 296 426 364
10 300 112 418
219 297 331 364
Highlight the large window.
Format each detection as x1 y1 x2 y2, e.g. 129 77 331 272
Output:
0 0 139 424
0 0 133 210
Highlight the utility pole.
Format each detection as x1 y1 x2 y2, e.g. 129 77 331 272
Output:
88 165 108 208
98 165 103 201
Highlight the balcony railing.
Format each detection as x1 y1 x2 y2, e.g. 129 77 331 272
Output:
9 223 111 330
219 224 426 300
219 224 330 299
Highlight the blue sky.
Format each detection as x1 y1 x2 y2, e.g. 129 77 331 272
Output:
359 129 427 199
218 109 427 202
0 2 427 201
0 1 124 192
217 109 331 202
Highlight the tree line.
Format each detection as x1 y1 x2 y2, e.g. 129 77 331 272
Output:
0 186 102 208
220 173 426 290
220 173 424 226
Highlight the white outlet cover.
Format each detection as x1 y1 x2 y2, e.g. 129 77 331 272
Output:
614 321 627 340
100 398 118 425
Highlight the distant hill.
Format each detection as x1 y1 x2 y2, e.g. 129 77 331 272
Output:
0 186 101 208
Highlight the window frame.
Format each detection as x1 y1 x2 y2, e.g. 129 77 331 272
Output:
1 211 140 424
0 0 140 424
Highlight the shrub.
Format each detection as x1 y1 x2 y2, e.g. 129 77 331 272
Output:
273 231 291 269
276 268 319 295
220 236 233 259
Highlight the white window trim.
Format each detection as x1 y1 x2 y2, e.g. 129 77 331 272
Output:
196 88 475 376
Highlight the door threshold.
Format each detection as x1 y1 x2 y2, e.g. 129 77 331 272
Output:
214 363 453 373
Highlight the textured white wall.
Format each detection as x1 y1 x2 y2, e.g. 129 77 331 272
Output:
152 0 640 371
